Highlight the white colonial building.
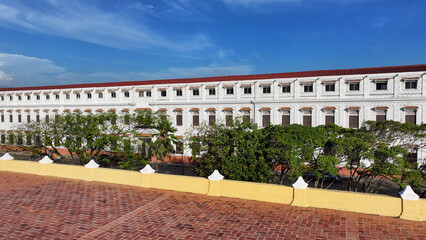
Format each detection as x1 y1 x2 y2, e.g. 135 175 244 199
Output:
1 64 426 161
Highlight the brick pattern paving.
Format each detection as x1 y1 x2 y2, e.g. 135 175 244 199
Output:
0 171 424 240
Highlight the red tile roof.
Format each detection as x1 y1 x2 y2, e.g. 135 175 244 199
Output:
0 64 425 92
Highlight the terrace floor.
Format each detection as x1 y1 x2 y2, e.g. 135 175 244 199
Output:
0 171 424 240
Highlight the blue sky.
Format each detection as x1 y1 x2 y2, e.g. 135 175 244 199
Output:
0 0 425 87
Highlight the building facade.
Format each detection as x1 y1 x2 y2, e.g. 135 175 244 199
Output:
1 64 426 162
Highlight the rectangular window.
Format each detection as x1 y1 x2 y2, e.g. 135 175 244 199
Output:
282 113 290 127
325 110 335 125
192 113 199 126
124 91 130 98
405 80 418 90
282 85 291 93
65 94 70 99
192 89 200 96
407 149 418 164
45 115 49 123
376 109 386 122
302 111 312 127
27 115 30 123
376 82 388 90
176 112 183 126
36 114 40 122
160 90 167 97
262 113 270 127
110 115 117 125
226 87 234 95
176 141 184 154
139 91 144 97
26 135 31 146
146 91 152 97
349 82 360 91
45 95 50 100
8 134 14 145
208 88 216 96
55 94 60 100
405 110 416 124
27 95 31 100
325 84 335 92
18 114 21 123
349 111 359 129
208 114 215 126
36 95 40 100
75 93 81 99
325 115 334 125
98 92 103 98
176 89 183 96
242 111 250 124
1 114 4 122
303 84 313 93
18 96 22 101
17 135 23 145
87 93 92 99
9 115 13 123
262 86 271 94
138 137 152 158
225 112 233 126
111 92 116 98
243 87 252 94
124 114 130 125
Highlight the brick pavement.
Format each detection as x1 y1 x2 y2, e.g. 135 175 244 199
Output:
0 171 424 240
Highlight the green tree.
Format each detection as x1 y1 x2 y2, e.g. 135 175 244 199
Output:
149 114 178 172
262 124 306 184
15 112 129 165
188 119 274 183
362 121 425 193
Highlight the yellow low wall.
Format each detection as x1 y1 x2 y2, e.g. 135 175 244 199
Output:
420 200 426 221
149 174 209 195
0 160 424 221
307 188 402 217
219 179 293 204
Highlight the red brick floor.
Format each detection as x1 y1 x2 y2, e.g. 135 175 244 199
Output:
0 171 424 240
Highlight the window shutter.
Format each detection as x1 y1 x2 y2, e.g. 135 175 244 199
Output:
209 115 215 126
176 114 183 126
349 115 359 128
407 152 417 164
243 115 250 124
303 115 312 127
262 115 270 127
193 115 199 126
282 115 290 126
226 115 233 126
176 141 183 154
376 114 386 122
325 115 334 125
405 114 416 124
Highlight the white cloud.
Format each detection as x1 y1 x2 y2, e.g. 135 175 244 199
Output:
0 52 253 87
0 1 215 55
0 70 13 85
0 53 67 87
88 65 254 82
